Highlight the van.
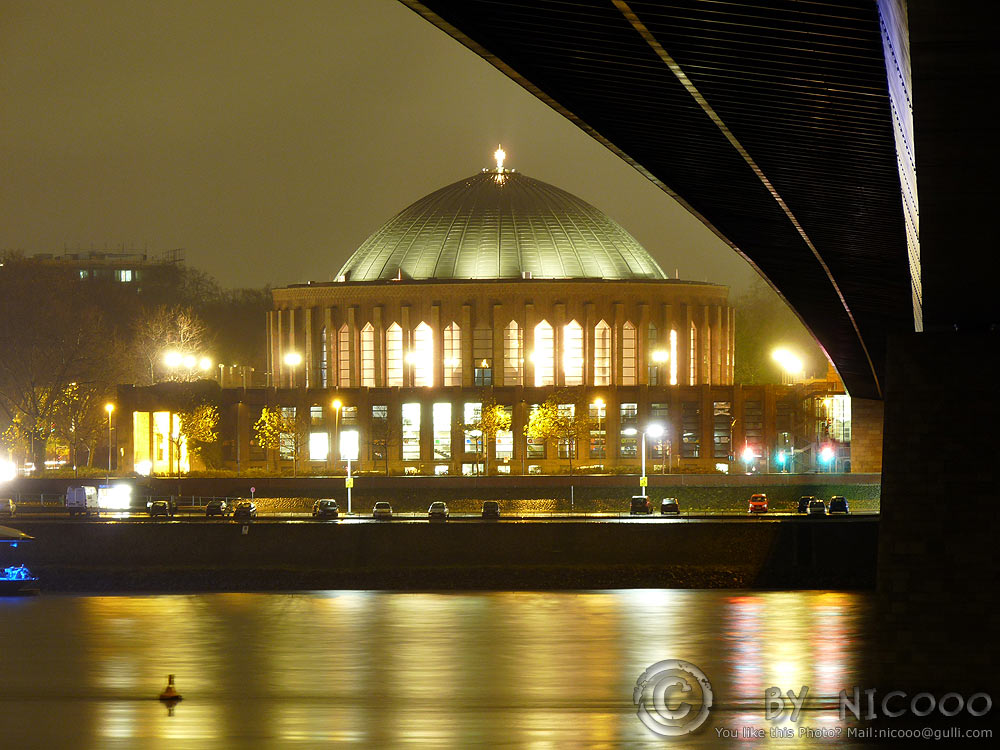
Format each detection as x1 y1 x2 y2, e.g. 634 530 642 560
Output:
66 486 99 517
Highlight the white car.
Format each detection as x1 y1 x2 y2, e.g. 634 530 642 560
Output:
808 499 827 516
428 501 449 520
373 502 393 520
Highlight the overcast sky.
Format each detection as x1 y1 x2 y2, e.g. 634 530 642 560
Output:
1 0 759 293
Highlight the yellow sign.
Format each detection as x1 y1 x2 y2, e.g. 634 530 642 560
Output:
345 477 354 488
639 477 648 487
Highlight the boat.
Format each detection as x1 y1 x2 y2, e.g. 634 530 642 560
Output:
1 525 39 595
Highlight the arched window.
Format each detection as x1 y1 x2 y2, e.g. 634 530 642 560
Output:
386 323 403 387
319 325 328 387
563 320 583 386
503 321 523 385
412 322 433 387
689 321 697 385
361 323 375 387
444 323 462 386
533 320 554 386
338 324 350 387
594 320 611 386
622 321 637 385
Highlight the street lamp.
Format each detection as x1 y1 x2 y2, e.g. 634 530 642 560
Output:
105 403 115 487
284 351 303 388
624 423 663 497
772 348 804 385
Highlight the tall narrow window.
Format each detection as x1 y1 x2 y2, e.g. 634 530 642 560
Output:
433 402 451 460
563 320 583 386
338 324 350 387
444 323 462 386
503 321 523 385
496 405 513 460
622 322 637 385
412 322 433 387
473 327 492 386
594 320 611 386
386 323 403 387
669 329 678 386
689 321 697 385
402 403 420 460
361 323 375 387
533 320 554 386
648 323 659 385
319 326 328 387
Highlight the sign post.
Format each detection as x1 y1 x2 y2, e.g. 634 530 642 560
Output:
340 430 359 515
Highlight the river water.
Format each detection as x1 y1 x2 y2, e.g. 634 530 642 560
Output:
1 590 876 748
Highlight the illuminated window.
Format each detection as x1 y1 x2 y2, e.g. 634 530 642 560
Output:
589 401 606 459
473 327 492 385
372 405 388 461
622 322 637 385
361 323 375 387
557 403 575 458
651 403 669 458
689 321 697 385
620 402 638 457
594 320 611 385
527 404 545 457
670 329 678 385
433 402 451 460
648 324 659 385
386 323 403 387
444 323 462 386
309 432 329 461
682 401 701 458
503 321 523 385
496 405 513 460
279 406 296 460
533 320 554 386
310 405 323 423
338 325 350 387
464 402 481 453
116 269 132 282
402 403 420 460
412 322 433 387
563 320 583 386
713 401 732 459
319 326 328 387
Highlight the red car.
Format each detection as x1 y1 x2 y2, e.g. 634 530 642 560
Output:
748 494 768 513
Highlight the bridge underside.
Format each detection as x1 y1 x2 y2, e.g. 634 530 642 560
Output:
402 0 914 400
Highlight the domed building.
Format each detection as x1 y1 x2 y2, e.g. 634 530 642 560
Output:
265 152 737 475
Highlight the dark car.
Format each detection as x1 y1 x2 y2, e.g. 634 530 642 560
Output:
828 496 850 515
481 500 501 519
373 501 393 520
660 498 680 515
205 499 229 517
797 495 817 513
233 501 257 520
148 500 172 518
630 496 653 515
312 499 340 519
748 493 768 513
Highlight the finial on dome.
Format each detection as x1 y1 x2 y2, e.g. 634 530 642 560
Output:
494 145 506 172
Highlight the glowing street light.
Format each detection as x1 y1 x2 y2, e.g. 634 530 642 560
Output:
163 350 183 368
819 444 835 472
283 351 303 388
772 348 804 384
651 349 669 363
741 444 756 473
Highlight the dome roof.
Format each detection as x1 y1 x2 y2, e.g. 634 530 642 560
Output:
336 167 667 282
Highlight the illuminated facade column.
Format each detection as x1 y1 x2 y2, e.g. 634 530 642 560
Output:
700 305 711 385
461 303 473 387
373 305 384 387
431 303 442 389
613 302 624 384
347 306 359 388
663 303 676 386
323 307 334 388
719 304 730 385
401 304 411 387
712 304 723 385
553 302 565 387
584 302 595 385
682 303 693 385
266 310 277 387
303 308 313 388
524 302 536 386
276 309 287 386
638 303 650 385
492 303 504 386
729 307 736 384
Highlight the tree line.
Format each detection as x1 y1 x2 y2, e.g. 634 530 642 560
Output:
0 253 269 472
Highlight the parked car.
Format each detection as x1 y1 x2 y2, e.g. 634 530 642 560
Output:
312 499 340 519
481 500 501 519
373 501 393 520
205 499 230 517
428 501 449 521
233 501 257 520
630 496 653 515
148 500 172 518
748 493 768 513
797 495 817 513
828 496 850 514
808 499 828 516
660 498 680 515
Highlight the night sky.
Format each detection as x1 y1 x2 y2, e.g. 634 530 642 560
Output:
1 0 756 292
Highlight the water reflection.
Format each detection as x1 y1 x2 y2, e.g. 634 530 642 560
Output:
0 590 872 748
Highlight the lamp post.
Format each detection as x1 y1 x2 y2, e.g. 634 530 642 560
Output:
105 403 114 487
284 352 303 388
624 423 663 497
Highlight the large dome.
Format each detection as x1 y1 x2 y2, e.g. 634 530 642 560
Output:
336 167 667 282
